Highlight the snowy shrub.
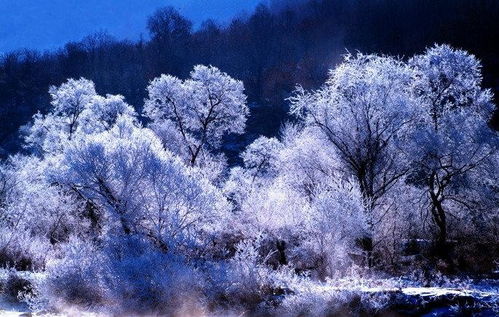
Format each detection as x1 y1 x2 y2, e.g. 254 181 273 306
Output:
206 236 298 312
0 156 84 270
30 113 232 314
302 181 368 278
101 236 206 315
0 269 44 309
0 231 52 271
3 271 34 302
41 236 207 315
277 280 392 317
52 115 230 253
40 238 106 308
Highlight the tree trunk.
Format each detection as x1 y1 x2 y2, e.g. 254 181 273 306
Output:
429 173 448 258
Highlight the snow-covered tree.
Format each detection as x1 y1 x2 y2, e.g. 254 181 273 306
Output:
224 123 369 275
143 65 248 169
224 135 286 221
277 125 341 199
16 89 234 312
46 78 97 139
0 155 84 269
53 116 229 251
225 136 282 206
24 78 96 153
79 94 137 135
23 78 137 155
406 44 498 250
290 54 417 213
289 54 418 263
241 136 282 181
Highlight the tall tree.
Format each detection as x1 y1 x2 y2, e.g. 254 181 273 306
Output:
406 44 498 252
289 54 418 264
143 65 248 171
146 6 193 76
290 54 417 216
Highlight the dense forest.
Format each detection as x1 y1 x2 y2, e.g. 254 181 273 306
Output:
0 1 498 316
1 0 499 159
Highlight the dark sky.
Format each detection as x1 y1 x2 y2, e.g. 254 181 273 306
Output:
0 0 264 53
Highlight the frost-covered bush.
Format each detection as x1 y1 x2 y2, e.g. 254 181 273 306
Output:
206 236 298 312
40 238 106 308
41 236 206 315
0 156 84 269
52 116 230 252
0 231 52 271
30 114 232 313
3 270 34 303
276 278 392 317
0 268 45 312
241 136 283 181
302 181 368 278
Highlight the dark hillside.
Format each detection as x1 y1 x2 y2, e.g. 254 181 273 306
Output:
1 0 498 158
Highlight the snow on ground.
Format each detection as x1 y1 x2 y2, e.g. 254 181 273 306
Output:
0 297 30 317
290 283 498 298
0 299 102 317
402 286 497 298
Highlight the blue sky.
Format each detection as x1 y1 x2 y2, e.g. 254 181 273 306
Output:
0 0 264 53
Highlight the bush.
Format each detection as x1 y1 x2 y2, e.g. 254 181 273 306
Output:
5 273 33 302
0 269 36 305
206 236 299 313
277 278 393 317
40 236 207 315
0 230 52 271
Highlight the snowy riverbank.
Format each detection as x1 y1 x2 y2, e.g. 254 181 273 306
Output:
1 269 497 316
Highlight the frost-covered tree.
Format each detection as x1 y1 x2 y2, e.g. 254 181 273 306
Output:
46 78 97 140
79 94 137 135
290 54 417 212
277 125 341 199
143 65 248 169
289 54 418 262
24 78 136 155
224 124 369 275
53 116 229 251
13 84 235 312
0 162 12 209
24 78 96 153
406 44 498 250
30 115 232 313
224 137 282 212
241 136 282 181
0 155 84 269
